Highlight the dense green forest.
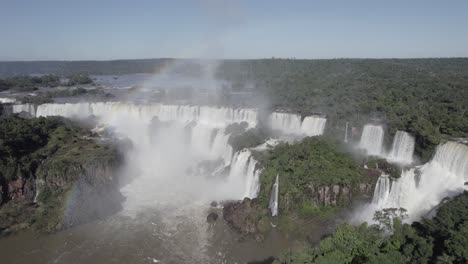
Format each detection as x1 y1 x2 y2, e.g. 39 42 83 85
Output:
255 137 368 214
275 191 468 264
218 59 468 161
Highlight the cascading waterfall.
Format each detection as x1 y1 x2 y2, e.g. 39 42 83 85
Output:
12 103 35 115
387 131 415 164
370 141 468 220
270 112 327 136
244 158 261 199
14 103 327 138
301 116 327 136
210 129 233 165
359 124 384 156
270 112 302 134
372 174 390 207
13 102 260 204
17 102 259 128
227 150 262 199
269 175 279 216
0 97 16 103
11 102 324 212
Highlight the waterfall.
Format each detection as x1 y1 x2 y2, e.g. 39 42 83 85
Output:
344 122 349 143
13 102 259 128
210 129 233 165
371 141 468 220
269 175 279 216
270 112 302 134
226 150 262 199
0 97 16 103
301 116 327 136
359 124 384 156
270 112 327 136
12 101 263 207
244 159 261 199
12 103 35 115
387 131 415 164
372 174 391 207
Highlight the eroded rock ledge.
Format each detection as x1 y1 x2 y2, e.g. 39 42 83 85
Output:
0 115 125 234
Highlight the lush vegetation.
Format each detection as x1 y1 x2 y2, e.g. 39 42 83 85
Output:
0 116 66 181
275 191 468 264
0 74 93 92
0 75 60 92
254 137 368 214
225 121 270 152
0 115 121 233
65 74 93 86
218 59 468 161
2 58 465 160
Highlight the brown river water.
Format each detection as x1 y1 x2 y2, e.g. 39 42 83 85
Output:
0 206 329 264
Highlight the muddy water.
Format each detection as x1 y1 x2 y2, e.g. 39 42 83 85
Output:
0 207 329 264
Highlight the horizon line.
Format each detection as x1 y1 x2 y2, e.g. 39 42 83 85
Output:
1 56 468 63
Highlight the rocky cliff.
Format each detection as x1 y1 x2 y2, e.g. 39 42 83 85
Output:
0 116 124 234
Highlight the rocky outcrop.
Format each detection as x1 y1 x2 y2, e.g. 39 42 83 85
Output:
0 116 125 234
304 183 373 207
223 198 268 237
206 212 218 224
1 152 123 233
365 159 403 179
6 177 36 202
31 147 124 232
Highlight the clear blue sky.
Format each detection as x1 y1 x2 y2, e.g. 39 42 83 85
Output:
1 0 467 60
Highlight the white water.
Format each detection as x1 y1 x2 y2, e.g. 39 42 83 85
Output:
12 103 35 115
0 97 16 103
358 124 384 156
13 102 261 206
22 102 258 128
387 131 415 164
14 103 327 138
371 174 390 207
301 116 327 136
270 112 326 137
369 141 468 221
269 175 279 216
344 122 349 143
270 112 302 134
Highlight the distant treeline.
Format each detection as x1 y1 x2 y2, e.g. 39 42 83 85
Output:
0 58 173 77
0 74 93 92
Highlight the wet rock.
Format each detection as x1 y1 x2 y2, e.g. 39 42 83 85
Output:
210 201 218 207
306 183 373 207
206 212 218 223
331 185 340 206
223 198 261 235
